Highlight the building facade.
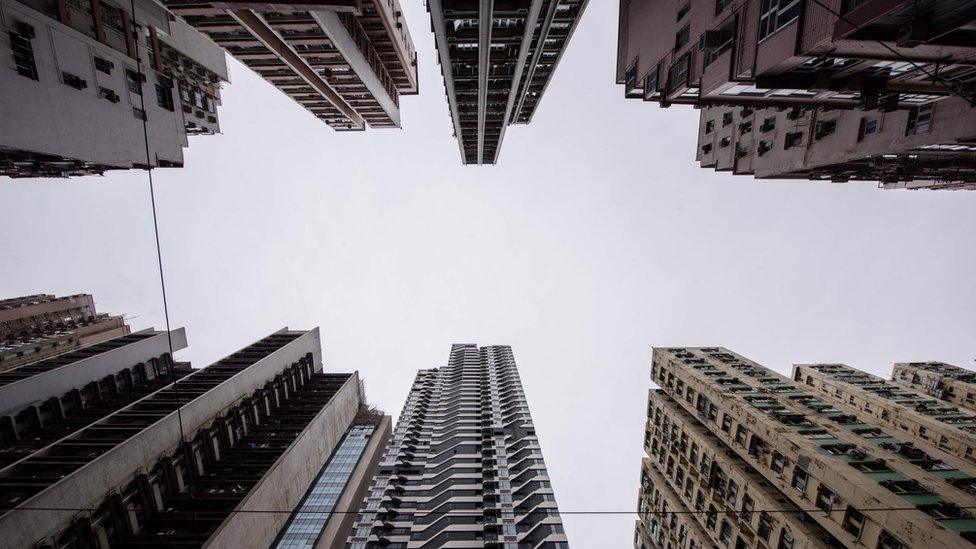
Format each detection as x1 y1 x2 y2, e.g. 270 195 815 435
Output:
794 362 976 462
164 0 418 131
0 326 386 548
274 407 392 549
0 293 130 372
617 0 976 189
0 0 228 177
696 99 976 189
636 346 976 549
617 0 976 111
347 343 569 547
421 0 588 164
892 361 976 412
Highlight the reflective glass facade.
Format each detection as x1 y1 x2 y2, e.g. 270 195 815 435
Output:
275 425 376 549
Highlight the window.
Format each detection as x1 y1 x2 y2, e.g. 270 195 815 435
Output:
723 112 733 127
849 459 892 473
721 414 733 433
676 2 691 21
705 120 715 134
156 84 174 111
814 120 836 140
132 107 147 121
842 507 865 538
760 117 776 132
735 425 748 446
126 69 145 94
61 72 88 90
675 24 691 50
906 104 934 135
719 520 732 543
757 512 774 541
739 121 753 134
918 501 970 520
771 451 787 472
815 485 837 512
758 140 772 156
94 56 114 74
716 0 733 14
702 22 736 66
784 132 803 149
791 467 808 494
741 494 754 520
99 87 120 103
9 25 38 80
726 478 738 504
876 531 904 549
778 528 795 549
667 54 691 94
759 0 801 41
859 118 879 140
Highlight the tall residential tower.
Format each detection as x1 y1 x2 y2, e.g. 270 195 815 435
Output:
347 344 569 547
636 347 976 549
421 0 588 164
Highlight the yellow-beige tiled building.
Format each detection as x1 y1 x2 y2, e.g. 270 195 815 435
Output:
635 347 976 549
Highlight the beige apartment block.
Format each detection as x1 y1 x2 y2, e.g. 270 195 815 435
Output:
794 363 976 462
636 452 713 549
892 362 976 412
637 389 839 549
636 347 976 549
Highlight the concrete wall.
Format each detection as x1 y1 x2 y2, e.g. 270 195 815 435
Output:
0 0 188 168
0 328 321 547
163 17 229 82
0 328 187 416
206 372 362 549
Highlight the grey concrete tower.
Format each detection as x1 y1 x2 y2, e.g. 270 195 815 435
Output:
0 327 379 548
347 344 569 547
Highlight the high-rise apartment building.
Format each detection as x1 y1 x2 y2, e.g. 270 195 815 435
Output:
892 361 976 412
696 99 976 189
347 344 569 547
636 346 976 549
794 362 976 462
0 293 130 372
0 0 228 177
164 0 418 131
0 326 389 548
421 0 588 164
616 0 976 189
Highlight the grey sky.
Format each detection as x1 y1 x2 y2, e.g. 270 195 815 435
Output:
2 2 976 547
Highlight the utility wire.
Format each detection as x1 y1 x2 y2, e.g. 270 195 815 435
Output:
7 505 976 516
805 0 976 107
128 0 187 447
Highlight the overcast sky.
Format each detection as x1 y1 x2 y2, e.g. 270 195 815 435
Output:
2 2 976 547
